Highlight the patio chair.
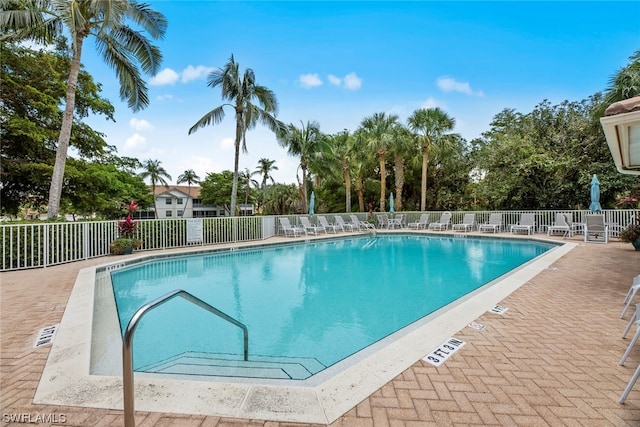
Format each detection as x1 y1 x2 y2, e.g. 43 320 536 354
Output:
478 213 502 233
510 213 536 235
376 213 390 229
349 214 375 230
388 214 405 229
299 216 325 235
547 213 573 237
278 217 304 237
452 213 476 232
583 214 609 244
408 213 430 230
621 275 640 318
619 303 640 403
428 211 452 231
334 215 356 232
318 215 341 233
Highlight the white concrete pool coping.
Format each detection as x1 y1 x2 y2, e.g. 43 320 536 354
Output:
33 233 576 424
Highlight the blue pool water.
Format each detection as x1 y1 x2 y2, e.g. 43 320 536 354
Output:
110 235 554 378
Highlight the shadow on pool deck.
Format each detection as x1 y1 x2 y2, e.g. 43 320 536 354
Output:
2 231 640 426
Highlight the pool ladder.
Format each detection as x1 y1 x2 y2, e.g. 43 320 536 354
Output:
122 289 248 427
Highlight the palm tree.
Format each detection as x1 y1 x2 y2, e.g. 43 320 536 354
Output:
239 168 259 207
604 49 640 105
189 54 284 216
0 0 167 218
388 125 415 212
324 130 354 212
359 112 400 212
407 108 456 211
277 120 323 213
253 158 278 188
177 169 200 215
139 159 172 218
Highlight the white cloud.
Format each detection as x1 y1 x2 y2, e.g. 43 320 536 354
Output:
123 133 147 153
156 94 174 102
298 73 323 88
327 74 342 86
181 65 215 83
220 137 234 151
436 76 484 97
149 68 180 86
420 97 444 109
343 72 362 90
129 118 153 131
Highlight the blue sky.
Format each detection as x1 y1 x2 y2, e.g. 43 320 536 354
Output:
81 1 639 185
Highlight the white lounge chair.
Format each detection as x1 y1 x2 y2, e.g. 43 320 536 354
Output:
300 216 325 234
349 214 375 230
318 215 341 233
583 214 608 244
408 214 430 229
452 213 476 232
334 215 356 231
389 213 405 229
376 213 390 229
479 213 502 233
619 302 640 403
510 213 536 235
278 217 304 237
428 211 452 231
547 213 572 237
621 275 640 318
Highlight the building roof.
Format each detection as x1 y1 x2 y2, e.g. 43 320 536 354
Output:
605 95 640 116
150 185 202 198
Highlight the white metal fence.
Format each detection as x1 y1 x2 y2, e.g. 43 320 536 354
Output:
2 210 637 272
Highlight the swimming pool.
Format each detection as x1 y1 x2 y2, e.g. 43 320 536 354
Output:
110 234 555 380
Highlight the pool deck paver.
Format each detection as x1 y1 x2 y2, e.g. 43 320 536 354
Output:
2 230 640 426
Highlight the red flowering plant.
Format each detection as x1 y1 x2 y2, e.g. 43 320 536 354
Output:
110 201 142 254
620 216 640 244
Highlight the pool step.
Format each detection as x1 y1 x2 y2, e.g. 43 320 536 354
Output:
137 351 327 380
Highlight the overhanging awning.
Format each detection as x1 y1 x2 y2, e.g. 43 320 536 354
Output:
600 95 640 175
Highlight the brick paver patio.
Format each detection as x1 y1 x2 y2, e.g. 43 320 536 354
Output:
2 232 640 426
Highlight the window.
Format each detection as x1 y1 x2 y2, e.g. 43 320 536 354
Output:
177 198 183 205
177 210 184 217
166 211 172 217
165 198 172 205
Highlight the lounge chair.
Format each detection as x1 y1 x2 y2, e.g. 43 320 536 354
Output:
376 214 390 229
619 300 640 403
408 214 430 229
349 214 375 230
278 217 304 237
621 275 640 318
547 213 572 237
583 214 608 244
389 213 405 229
299 216 325 234
479 213 502 233
510 213 536 235
452 213 476 232
318 215 341 233
428 211 452 231
334 215 356 232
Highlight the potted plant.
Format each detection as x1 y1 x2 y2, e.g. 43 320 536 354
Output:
620 216 640 251
110 201 142 255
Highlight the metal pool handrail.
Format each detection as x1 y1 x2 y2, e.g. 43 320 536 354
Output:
122 289 249 427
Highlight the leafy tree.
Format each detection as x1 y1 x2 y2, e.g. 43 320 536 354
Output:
323 130 355 212
277 120 324 213
359 112 399 212
0 0 167 218
139 159 171 218
261 183 300 215
200 170 235 214
189 54 284 216
604 49 640 105
0 40 115 216
407 107 456 211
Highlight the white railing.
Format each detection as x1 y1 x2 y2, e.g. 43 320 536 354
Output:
2 210 637 272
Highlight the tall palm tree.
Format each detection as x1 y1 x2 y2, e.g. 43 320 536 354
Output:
253 158 278 188
359 112 399 212
277 120 323 213
177 169 200 215
139 159 172 219
0 0 167 218
324 130 354 212
189 54 284 216
239 168 258 207
407 108 456 211
388 125 415 212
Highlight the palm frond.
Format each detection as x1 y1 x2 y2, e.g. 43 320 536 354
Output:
110 25 162 75
124 1 167 40
188 106 226 134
